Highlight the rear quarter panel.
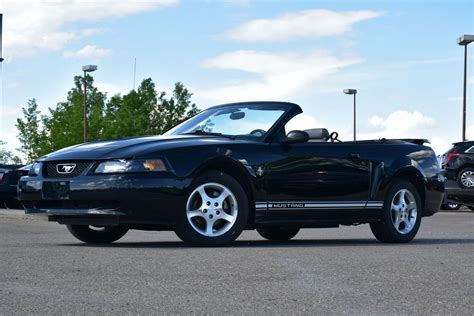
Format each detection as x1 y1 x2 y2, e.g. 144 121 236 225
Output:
369 143 443 215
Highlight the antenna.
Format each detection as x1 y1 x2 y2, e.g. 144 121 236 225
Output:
133 57 136 90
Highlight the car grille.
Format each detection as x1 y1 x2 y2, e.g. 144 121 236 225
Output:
43 162 93 178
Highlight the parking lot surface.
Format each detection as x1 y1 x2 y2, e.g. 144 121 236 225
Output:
0 211 473 315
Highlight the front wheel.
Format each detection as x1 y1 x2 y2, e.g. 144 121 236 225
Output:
257 227 299 241
370 180 422 243
174 171 249 246
66 225 128 244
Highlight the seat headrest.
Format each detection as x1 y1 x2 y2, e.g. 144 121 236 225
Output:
304 128 329 140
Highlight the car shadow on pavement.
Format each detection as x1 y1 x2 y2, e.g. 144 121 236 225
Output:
59 238 474 249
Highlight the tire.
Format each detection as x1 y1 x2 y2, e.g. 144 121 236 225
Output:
442 203 461 210
66 225 128 244
457 168 474 189
257 227 299 241
468 206 474 212
174 171 249 246
370 180 422 243
4 199 23 210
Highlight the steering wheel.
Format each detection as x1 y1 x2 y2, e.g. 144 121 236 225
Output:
329 132 341 142
249 129 266 137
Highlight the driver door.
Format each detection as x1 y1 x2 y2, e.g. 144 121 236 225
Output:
264 141 370 210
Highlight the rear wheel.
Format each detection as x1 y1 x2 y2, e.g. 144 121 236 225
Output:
442 203 461 210
174 171 249 246
458 168 474 188
370 180 422 243
257 227 299 241
66 225 128 244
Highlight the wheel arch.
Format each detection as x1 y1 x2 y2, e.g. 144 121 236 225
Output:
191 157 257 224
389 166 426 211
457 164 474 175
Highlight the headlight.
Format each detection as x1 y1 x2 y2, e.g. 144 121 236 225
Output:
94 159 167 174
28 162 42 176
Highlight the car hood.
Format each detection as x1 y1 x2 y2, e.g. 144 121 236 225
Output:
38 135 247 161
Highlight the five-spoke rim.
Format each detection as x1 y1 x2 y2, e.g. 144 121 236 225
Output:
391 189 417 234
460 171 474 187
186 182 238 237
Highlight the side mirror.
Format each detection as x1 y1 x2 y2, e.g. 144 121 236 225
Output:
281 130 309 144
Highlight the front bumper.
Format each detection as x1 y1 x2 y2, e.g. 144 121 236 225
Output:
18 173 192 226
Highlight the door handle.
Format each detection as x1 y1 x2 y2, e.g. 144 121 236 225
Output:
348 153 361 159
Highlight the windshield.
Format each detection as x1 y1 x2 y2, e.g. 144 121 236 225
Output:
165 104 287 138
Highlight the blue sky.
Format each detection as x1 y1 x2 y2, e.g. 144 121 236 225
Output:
1 0 473 157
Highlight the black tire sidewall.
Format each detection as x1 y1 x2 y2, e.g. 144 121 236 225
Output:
174 171 249 246
257 227 300 241
66 225 128 243
379 180 422 243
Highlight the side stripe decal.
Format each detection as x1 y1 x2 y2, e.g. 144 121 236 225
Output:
255 201 384 210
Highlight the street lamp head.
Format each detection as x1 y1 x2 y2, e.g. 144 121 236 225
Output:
457 35 474 46
82 65 98 72
343 89 357 95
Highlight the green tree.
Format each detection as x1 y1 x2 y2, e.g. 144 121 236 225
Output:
16 99 47 161
103 79 198 138
16 76 199 161
43 75 106 152
0 141 22 164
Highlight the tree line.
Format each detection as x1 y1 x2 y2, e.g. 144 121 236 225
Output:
9 76 199 163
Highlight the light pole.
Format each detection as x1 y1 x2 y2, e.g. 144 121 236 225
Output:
457 35 474 141
0 14 4 63
344 89 357 141
81 65 97 143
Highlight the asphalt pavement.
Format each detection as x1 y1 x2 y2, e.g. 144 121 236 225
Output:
0 210 473 315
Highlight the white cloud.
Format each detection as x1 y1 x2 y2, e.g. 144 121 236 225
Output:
368 111 436 132
356 110 453 154
199 49 361 102
63 45 112 58
224 0 251 8
285 114 324 132
2 0 178 59
223 9 382 42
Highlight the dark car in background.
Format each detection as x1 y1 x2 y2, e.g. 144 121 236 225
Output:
441 141 474 210
0 164 30 209
18 101 444 246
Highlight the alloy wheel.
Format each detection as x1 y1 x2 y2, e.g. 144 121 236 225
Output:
460 171 474 188
391 189 417 234
186 182 238 237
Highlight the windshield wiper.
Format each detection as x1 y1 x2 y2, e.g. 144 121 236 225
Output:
183 130 236 139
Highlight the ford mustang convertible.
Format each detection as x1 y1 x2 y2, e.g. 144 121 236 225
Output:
18 101 444 246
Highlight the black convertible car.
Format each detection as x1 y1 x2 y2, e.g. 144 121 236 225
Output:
18 102 444 246
1 164 29 208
